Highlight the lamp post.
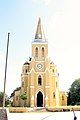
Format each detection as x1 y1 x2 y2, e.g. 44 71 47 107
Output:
3 33 10 108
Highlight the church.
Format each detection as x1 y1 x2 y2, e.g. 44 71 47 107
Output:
12 18 67 107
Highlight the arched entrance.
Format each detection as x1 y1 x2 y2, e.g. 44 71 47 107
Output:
37 91 43 107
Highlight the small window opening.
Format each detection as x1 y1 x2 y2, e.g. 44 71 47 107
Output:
26 69 27 73
42 47 44 57
38 76 42 85
53 92 55 99
22 81 24 87
35 47 38 57
62 95 64 100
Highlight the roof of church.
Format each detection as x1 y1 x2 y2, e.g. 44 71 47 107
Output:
35 17 46 40
23 61 29 65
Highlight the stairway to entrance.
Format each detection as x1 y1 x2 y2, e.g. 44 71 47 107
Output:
33 107 47 112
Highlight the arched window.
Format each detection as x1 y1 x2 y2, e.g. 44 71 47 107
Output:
62 95 64 100
53 69 54 72
38 75 42 85
35 47 38 57
53 92 55 99
26 69 27 73
42 47 44 57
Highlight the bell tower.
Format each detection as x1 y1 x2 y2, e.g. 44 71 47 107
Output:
30 18 51 107
32 18 48 61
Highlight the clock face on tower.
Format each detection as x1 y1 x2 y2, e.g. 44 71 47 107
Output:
37 63 43 69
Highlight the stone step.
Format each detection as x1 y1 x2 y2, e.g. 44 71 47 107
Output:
33 107 47 112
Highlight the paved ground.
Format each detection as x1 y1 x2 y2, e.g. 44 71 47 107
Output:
0 109 8 120
6 110 80 120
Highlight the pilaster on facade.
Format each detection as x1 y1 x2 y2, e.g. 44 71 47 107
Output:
55 87 59 107
31 95 34 107
45 95 49 107
45 86 50 88
30 85 34 89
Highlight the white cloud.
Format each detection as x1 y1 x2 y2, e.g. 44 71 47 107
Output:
44 0 80 91
1 0 80 95
42 0 51 5
0 51 21 95
32 0 37 3
0 51 5 92
0 51 5 61
32 0 52 5
5 61 22 96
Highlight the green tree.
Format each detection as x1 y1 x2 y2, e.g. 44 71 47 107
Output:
67 78 80 105
10 87 21 107
0 91 10 107
20 93 27 107
10 87 21 98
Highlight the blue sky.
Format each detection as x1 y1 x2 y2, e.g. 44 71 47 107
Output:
0 0 80 96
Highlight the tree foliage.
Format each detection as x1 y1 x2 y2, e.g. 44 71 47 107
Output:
10 87 21 98
20 93 27 100
0 91 10 107
67 78 80 105
20 93 27 107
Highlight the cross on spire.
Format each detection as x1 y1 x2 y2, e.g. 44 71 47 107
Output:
35 18 45 39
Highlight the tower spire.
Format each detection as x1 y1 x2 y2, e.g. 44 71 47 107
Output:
35 17 45 39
